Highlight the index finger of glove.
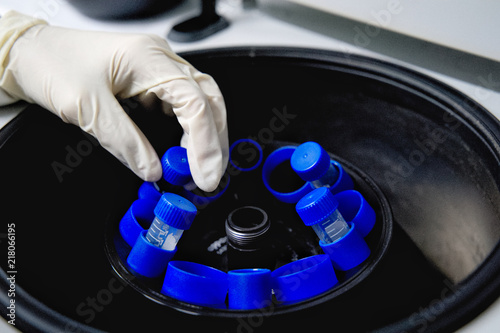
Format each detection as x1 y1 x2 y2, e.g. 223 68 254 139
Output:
148 78 224 192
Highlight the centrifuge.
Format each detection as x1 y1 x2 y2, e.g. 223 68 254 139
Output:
1 1 500 332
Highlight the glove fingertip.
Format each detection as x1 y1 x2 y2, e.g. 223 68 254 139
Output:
137 158 163 183
194 173 220 193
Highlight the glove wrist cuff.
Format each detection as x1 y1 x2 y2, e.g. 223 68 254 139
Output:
0 11 47 79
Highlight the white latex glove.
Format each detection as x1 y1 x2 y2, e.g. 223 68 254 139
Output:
0 11 228 192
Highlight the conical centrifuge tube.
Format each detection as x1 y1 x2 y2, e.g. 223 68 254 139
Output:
145 192 197 251
296 187 349 244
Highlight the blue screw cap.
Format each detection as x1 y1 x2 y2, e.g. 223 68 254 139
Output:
154 193 197 230
296 187 339 226
334 190 376 237
291 142 331 181
262 146 315 204
320 222 370 271
228 268 272 310
272 255 338 304
119 198 157 247
161 146 193 186
162 261 228 306
127 230 177 278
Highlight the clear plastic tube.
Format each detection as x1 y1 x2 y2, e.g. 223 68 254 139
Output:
146 217 184 251
310 209 349 244
311 163 339 188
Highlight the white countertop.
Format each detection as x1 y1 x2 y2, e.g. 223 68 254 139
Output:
288 0 500 63
1 0 499 332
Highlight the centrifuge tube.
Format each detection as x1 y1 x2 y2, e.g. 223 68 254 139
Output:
291 141 339 188
145 192 197 251
296 187 349 244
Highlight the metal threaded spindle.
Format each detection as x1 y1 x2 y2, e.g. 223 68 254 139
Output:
225 206 270 249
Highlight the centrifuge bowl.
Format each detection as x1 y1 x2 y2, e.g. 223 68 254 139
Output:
1 47 500 333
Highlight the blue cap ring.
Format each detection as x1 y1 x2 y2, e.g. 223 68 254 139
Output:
320 222 371 271
271 254 338 304
137 182 162 203
328 160 354 195
229 138 263 172
119 198 157 247
228 268 272 310
161 261 228 306
334 190 376 237
127 230 177 278
262 146 315 204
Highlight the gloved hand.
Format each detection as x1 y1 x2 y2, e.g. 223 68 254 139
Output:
0 11 228 192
